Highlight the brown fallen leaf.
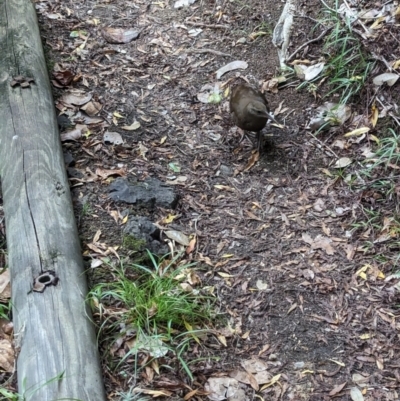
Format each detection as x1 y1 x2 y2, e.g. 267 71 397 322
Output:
245 210 263 221
302 233 335 255
186 236 196 254
243 151 259 172
134 388 172 397
102 27 140 44
95 168 126 180
60 124 87 142
0 338 14 372
329 381 347 396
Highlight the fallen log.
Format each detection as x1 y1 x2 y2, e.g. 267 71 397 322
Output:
0 0 106 399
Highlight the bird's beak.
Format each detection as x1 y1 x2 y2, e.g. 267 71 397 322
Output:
262 111 284 128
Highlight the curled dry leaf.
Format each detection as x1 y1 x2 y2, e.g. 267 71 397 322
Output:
329 382 347 396
80 101 102 116
74 111 104 125
261 76 286 93
243 151 260 172
313 198 325 212
334 157 352 168
216 60 248 79
60 89 92 106
0 338 14 372
60 124 87 142
302 233 335 255
259 374 281 391
256 280 268 290
91 259 103 268
102 27 140 44
352 373 369 387
104 131 124 145
294 62 325 81
214 184 235 192
189 28 202 37
186 236 196 254
165 230 190 246
174 0 197 9
230 370 252 385
53 70 74 86
344 127 370 137
350 387 364 401
0 270 10 295
205 377 246 401
134 389 173 397
121 120 141 131
241 358 268 373
372 72 399 86
95 168 126 180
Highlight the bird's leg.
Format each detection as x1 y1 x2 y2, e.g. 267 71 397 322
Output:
237 128 246 144
256 131 263 153
238 130 255 147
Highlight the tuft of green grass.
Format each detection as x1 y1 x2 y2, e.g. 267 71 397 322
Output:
321 0 374 104
0 388 20 401
122 235 146 253
88 251 215 380
90 252 213 330
0 300 11 320
296 0 375 104
80 201 92 217
369 129 400 170
115 388 150 401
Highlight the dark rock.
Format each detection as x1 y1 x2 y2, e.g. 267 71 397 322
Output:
219 164 233 176
67 167 84 179
57 114 75 130
124 216 169 255
63 151 75 167
109 177 179 209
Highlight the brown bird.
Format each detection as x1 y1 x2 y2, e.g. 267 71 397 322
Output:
230 84 277 152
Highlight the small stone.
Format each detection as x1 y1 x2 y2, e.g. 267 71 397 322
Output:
293 361 305 369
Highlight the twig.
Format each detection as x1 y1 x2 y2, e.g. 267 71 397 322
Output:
342 0 371 37
371 52 395 72
286 27 333 62
320 0 336 13
295 14 320 24
376 97 400 128
188 48 231 57
306 130 340 159
185 21 229 29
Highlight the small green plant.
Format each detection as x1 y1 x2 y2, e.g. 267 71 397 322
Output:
370 129 400 170
0 301 11 320
351 206 382 232
90 252 213 331
89 251 215 380
80 201 92 217
297 0 375 103
122 235 146 253
0 387 20 401
115 387 150 401
0 372 68 401
320 0 374 104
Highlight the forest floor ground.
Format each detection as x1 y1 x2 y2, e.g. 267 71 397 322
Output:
3 0 400 400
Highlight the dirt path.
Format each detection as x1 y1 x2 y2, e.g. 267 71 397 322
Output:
33 0 400 399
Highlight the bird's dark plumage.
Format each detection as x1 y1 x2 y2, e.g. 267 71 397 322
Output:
230 85 271 151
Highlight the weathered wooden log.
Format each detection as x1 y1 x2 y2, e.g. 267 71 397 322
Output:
0 0 106 399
